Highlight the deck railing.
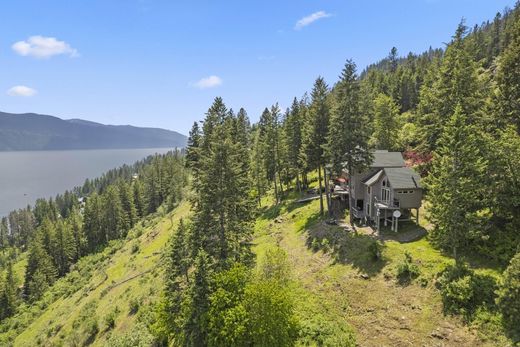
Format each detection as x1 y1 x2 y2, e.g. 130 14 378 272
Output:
374 197 400 208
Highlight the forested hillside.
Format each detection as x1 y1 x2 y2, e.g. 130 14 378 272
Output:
0 112 187 151
1 3 520 346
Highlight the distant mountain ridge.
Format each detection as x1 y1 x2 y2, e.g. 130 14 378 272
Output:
0 111 187 151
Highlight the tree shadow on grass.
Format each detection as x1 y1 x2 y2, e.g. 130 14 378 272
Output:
304 220 387 278
378 221 428 243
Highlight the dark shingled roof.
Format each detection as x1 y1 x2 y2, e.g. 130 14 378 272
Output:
384 167 421 189
371 151 405 168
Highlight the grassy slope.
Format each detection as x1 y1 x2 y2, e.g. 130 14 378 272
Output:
3 192 509 346
254 195 507 346
7 202 190 346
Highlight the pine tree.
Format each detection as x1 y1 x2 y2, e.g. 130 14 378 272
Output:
186 121 202 169
417 21 483 151
327 60 372 224
0 217 8 251
83 193 104 251
132 179 146 218
426 105 489 260
118 180 138 230
184 250 212 347
191 97 255 267
68 208 86 261
302 77 330 215
370 93 400 150
0 262 17 319
23 237 57 301
284 97 304 191
496 18 520 132
103 186 126 240
52 221 75 276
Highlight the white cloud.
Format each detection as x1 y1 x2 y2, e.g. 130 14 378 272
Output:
12 35 78 59
295 11 332 30
191 75 223 89
7 85 37 97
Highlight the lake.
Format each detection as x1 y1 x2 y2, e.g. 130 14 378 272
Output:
0 148 172 217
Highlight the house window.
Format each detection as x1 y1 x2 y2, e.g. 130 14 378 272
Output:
382 187 390 202
367 186 371 194
382 180 386 187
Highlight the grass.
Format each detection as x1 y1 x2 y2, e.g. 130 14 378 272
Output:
252 195 510 346
1 181 512 346
0 201 190 347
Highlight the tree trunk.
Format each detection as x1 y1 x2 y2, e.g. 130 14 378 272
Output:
278 172 285 199
296 174 301 193
348 164 354 225
273 175 279 204
323 166 332 217
318 166 324 216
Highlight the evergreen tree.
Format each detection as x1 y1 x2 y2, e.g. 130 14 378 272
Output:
0 262 17 319
0 217 8 251
302 77 330 215
103 186 126 240
83 193 104 251
184 250 212 347
496 18 520 132
418 21 483 151
370 93 400 150
23 237 57 301
191 97 255 267
284 97 304 191
132 179 146 219
119 180 138 231
186 121 202 169
426 105 489 260
52 221 75 276
327 60 372 224
68 208 86 261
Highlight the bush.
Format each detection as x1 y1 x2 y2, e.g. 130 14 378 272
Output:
107 322 155 347
396 251 420 283
299 313 355 346
497 253 520 337
130 242 140 254
104 308 119 331
129 298 140 315
368 240 383 261
437 263 497 321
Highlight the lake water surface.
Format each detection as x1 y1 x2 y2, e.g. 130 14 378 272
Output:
0 148 171 217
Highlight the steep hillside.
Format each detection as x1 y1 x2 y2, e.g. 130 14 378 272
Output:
0 112 186 151
1 192 511 346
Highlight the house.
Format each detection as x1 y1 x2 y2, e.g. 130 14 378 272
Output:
349 150 423 231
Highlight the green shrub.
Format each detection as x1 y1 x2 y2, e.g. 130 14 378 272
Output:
396 251 420 283
129 297 140 315
437 263 497 321
497 252 520 338
299 313 355 346
130 242 140 254
104 308 119 331
106 322 155 347
368 240 383 261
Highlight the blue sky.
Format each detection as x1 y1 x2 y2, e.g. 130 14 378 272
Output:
0 0 515 134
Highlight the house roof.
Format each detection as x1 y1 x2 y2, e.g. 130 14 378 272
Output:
363 167 421 189
363 170 384 186
371 151 405 168
384 167 421 189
